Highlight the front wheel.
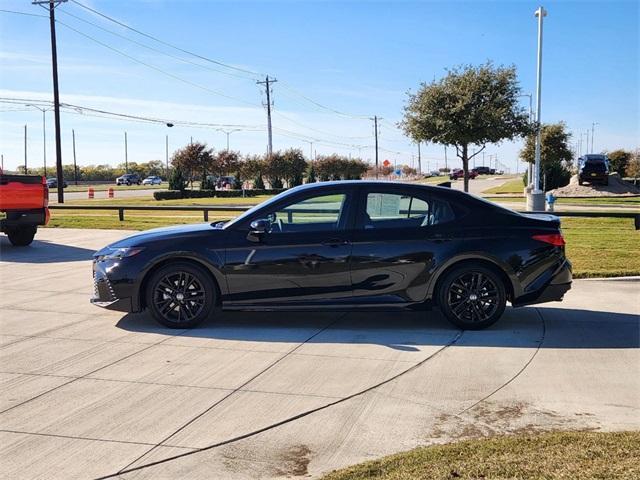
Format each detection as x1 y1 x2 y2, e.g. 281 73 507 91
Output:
437 264 507 330
146 262 216 328
6 226 37 247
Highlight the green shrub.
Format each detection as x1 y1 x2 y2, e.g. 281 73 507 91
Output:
168 167 187 191
153 188 286 201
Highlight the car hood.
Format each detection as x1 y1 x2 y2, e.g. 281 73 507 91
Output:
106 223 225 248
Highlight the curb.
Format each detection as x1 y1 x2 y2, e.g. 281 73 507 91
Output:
579 276 640 282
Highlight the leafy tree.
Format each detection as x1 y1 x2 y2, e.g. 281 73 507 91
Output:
281 148 308 186
607 149 632 177
520 122 573 191
171 142 214 187
264 151 286 188
242 155 266 188
306 163 317 183
626 151 640 184
402 62 531 192
344 158 368 179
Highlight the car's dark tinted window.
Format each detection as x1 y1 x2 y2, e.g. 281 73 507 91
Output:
267 193 347 233
362 192 429 229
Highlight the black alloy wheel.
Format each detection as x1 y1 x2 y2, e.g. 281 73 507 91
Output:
438 264 506 330
146 262 215 328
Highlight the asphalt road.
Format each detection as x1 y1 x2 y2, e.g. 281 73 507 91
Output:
1 228 638 480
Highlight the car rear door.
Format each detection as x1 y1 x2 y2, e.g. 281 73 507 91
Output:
349 186 457 305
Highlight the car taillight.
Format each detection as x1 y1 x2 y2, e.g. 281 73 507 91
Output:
532 233 565 246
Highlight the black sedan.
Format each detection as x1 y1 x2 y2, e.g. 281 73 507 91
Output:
91 181 572 329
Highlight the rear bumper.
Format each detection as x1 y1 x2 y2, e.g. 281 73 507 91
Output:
580 173 608 182
0 208 48 231
513 259 572 307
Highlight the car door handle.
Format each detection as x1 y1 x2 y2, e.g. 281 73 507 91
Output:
426 233 452 242
322 239 350 247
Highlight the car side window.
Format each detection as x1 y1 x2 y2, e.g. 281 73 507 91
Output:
266 193 347 233
363 192 430 229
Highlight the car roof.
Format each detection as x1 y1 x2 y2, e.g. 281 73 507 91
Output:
286 180 461 197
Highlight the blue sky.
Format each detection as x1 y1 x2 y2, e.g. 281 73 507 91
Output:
0 0 638 173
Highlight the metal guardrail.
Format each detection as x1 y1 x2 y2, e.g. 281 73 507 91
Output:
48 204 640 228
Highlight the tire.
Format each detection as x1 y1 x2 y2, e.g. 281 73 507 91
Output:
6 226 37 247
603 178 609 186
145 262 216 328
578 178 583 186
437 264 507 330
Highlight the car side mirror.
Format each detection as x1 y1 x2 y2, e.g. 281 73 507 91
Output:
247 219 270 242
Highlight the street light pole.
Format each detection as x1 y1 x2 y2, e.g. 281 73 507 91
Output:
124 131 128 173
528 6 547 212
591 122 598 152
24 124 27 173
26 104 51 177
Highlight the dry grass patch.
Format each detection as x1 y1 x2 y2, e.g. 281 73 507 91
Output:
321 431 640 480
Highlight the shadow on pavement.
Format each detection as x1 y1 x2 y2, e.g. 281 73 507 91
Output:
115 306 639 350
0 236 95 263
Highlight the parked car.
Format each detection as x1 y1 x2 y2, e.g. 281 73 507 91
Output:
0 170 49 246
92 181 572 330
142 176 162 185
46 177 68 189
116 173 141 186
430 171 442 177
473 166 496 175
217 176 236 189
449 168 478 180
578 154 610 186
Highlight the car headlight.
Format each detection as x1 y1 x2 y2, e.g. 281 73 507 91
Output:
94 247 145 261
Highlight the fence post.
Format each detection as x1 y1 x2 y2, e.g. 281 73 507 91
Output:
118 208 124 222
204 210 209 222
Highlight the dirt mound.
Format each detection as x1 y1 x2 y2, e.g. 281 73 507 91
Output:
549 173 640 197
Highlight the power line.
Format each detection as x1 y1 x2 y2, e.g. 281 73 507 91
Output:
55 19 261 107
56 7 256 81
0 8 47 18
69 0 263 79
68 0 371 121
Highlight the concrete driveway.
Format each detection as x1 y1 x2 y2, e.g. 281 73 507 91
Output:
0 228 638 480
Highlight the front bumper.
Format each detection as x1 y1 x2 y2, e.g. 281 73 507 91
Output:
513 259 572 307
91 260 134 312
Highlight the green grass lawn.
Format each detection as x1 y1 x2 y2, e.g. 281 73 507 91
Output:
483 178 525 194
562 217 640 277
486 196 640 207
320 431 640 480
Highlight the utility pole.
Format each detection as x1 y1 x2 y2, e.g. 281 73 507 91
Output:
444 145 448 171
124 131 128 173
34 0 67 202
528 5 547 212
72 129 78 185
165 134 169 175
373 115 379 179
257 75 277 156
24 124 27 173
591 122 598 152
417 141 422 174
482 151 485 167
585 129 589 154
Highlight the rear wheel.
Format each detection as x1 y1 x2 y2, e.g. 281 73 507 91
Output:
578 178 583 186
146 262 216 328
437 264 506 330
6 226 37 247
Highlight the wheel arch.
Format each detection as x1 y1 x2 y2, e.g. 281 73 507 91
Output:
136 255 224 311
428 256 516 305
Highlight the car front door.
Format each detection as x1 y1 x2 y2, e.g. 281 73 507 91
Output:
350 187 456 305
223 188 355 307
